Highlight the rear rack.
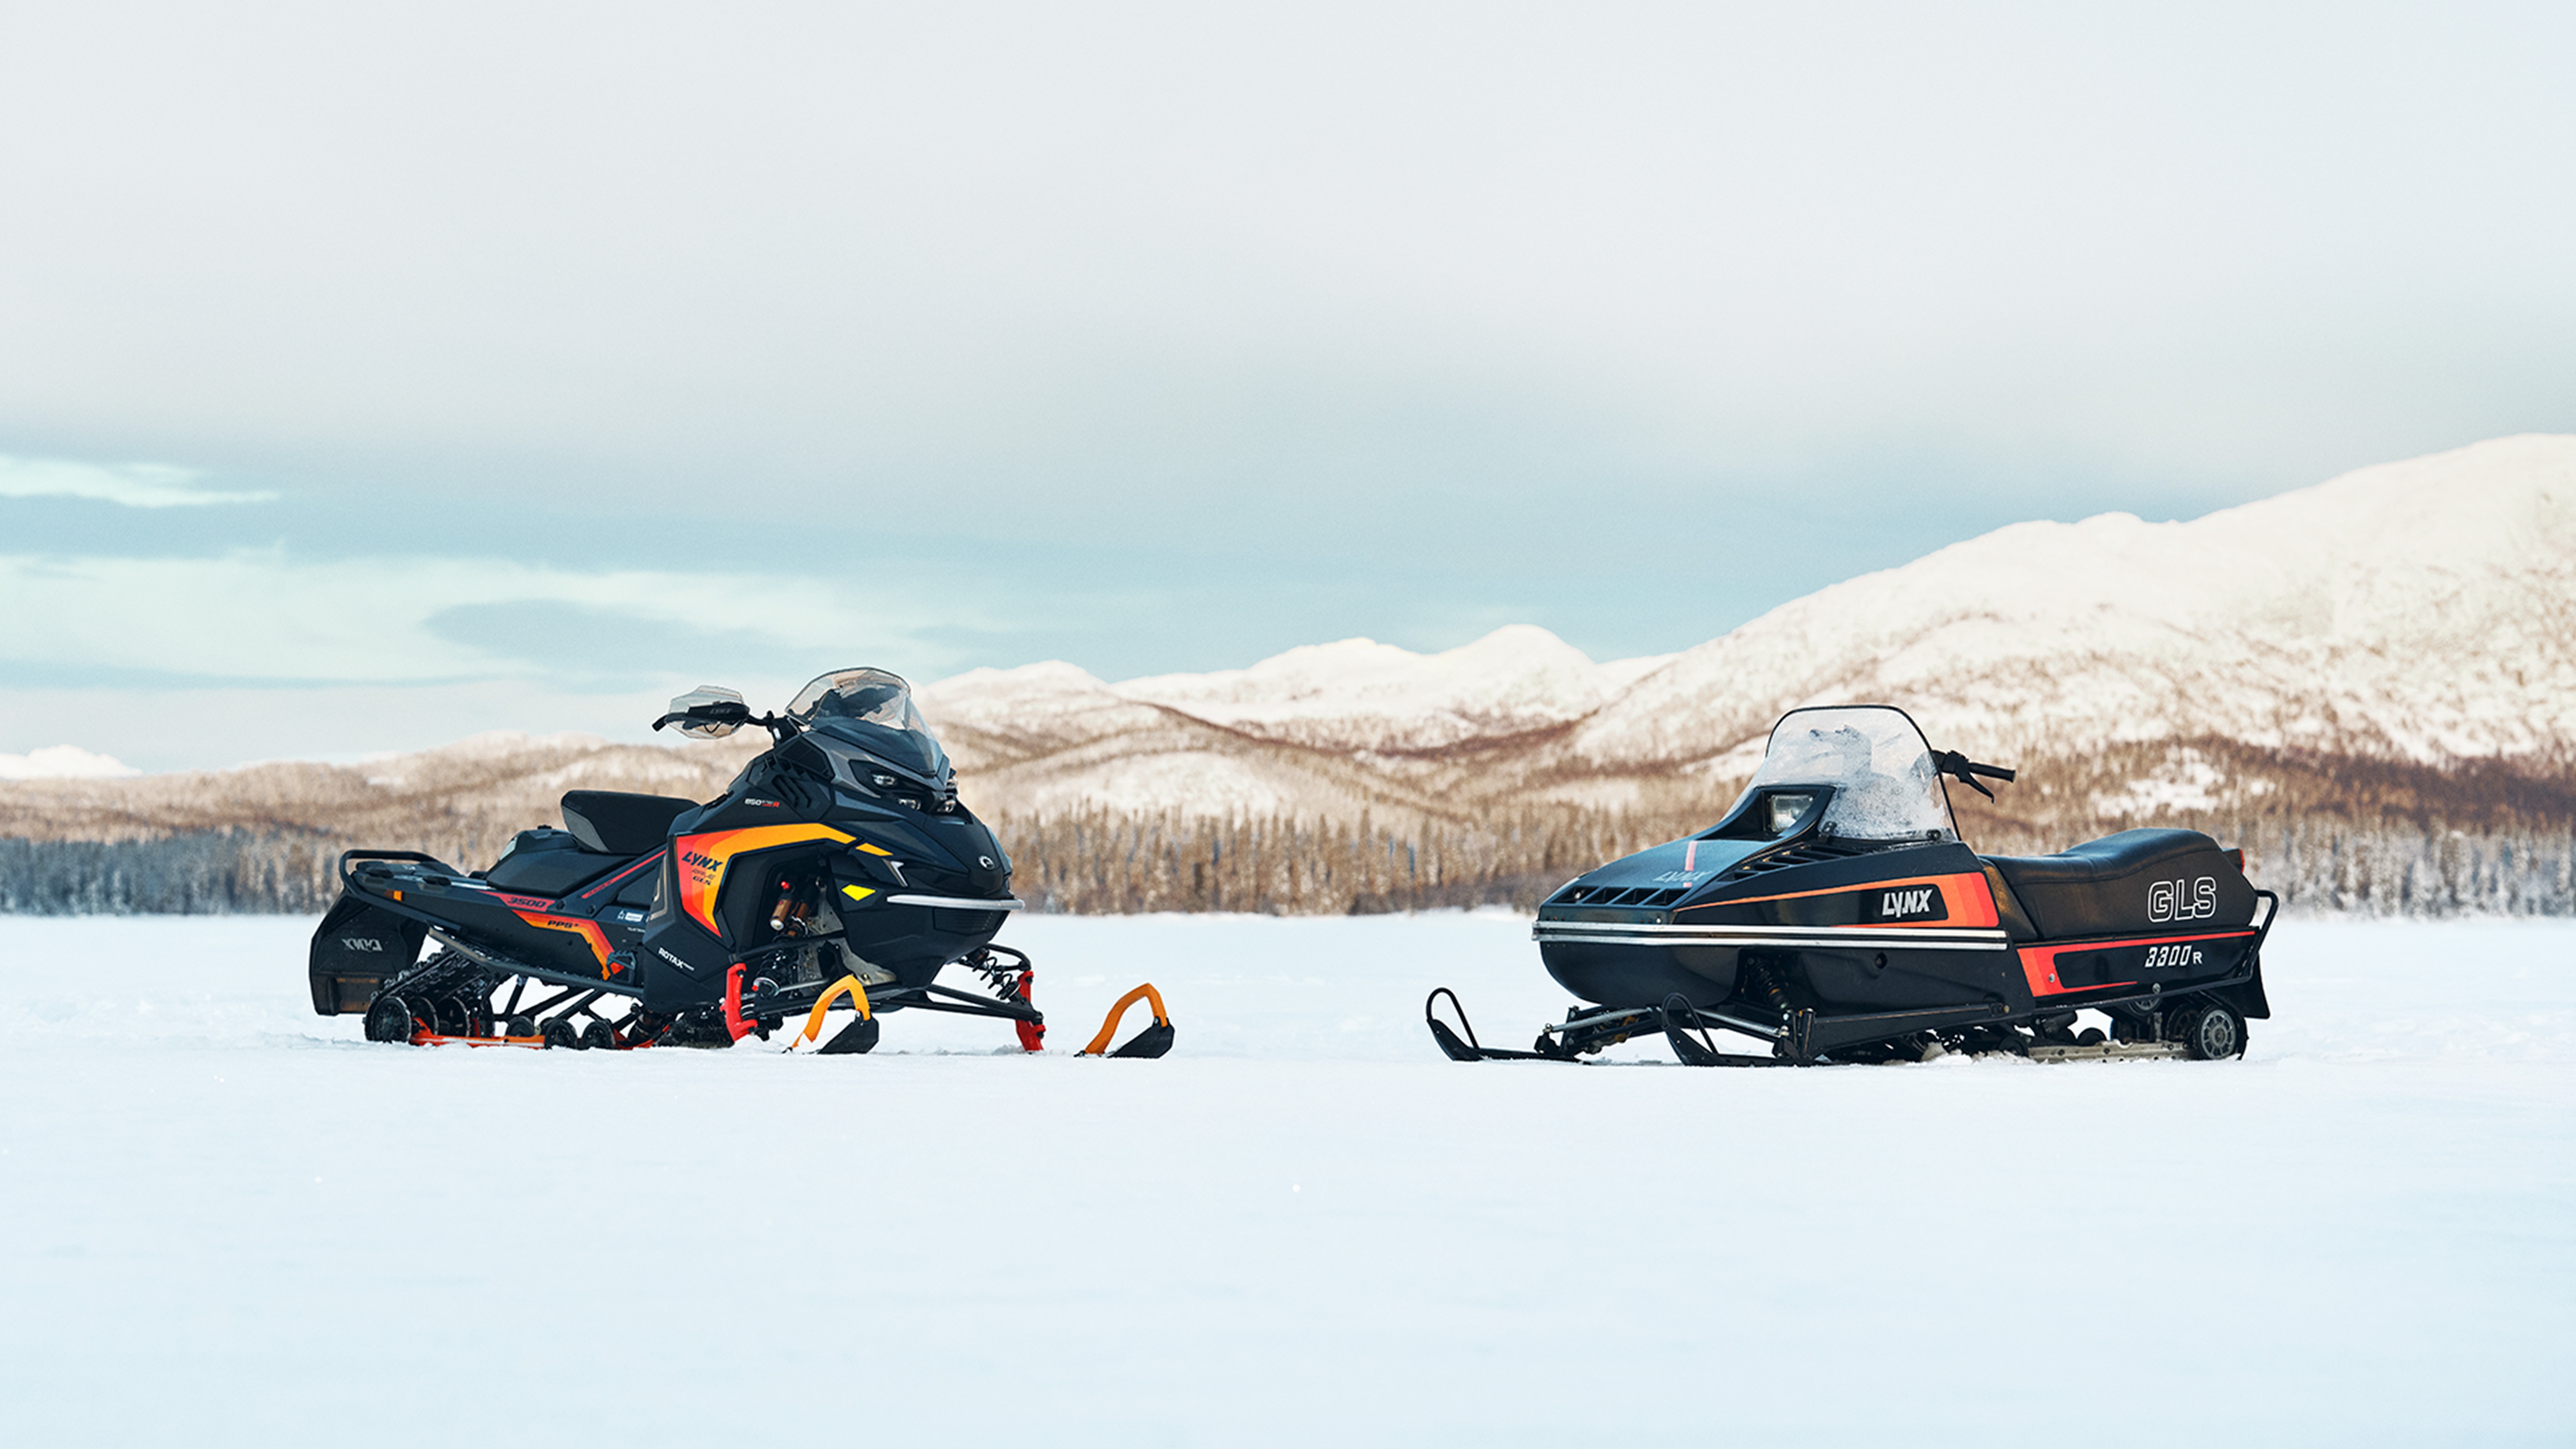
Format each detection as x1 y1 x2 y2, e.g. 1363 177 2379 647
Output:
338 849 464 893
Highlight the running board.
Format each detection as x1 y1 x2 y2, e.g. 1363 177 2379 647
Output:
2027 1041 2188 1063
1786 1001 2011 1060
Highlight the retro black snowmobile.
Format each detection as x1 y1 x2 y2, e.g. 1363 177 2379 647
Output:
309 669 1175 1058
1428 705 2275 1067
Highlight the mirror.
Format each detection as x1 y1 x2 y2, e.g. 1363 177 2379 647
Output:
667 685 746 739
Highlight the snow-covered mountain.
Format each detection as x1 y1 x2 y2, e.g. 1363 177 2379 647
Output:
1573 433 2576 774
913 627 1681 820
1117 625 1672 753
917 434 2576 820
8 435 2568 845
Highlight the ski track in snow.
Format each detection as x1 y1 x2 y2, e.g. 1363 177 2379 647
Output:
1 913 2570 1446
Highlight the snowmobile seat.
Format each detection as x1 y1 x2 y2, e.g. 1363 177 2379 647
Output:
1986 828 2251 940
482 827 623 898
560 790 699 856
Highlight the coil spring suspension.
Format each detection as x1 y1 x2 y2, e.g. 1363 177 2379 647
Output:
968 945 1044 1051
1743 957 1791 1014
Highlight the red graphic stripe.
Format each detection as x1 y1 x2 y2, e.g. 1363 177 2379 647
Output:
2016 928 2257 997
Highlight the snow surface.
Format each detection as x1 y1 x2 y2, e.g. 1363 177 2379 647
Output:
2 913 2570 1446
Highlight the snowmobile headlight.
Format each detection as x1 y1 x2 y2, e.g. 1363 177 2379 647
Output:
1766 793 1814 834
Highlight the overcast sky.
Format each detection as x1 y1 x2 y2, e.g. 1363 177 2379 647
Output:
5 1 2572 770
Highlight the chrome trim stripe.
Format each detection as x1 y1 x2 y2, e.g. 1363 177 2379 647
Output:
1534 922 2009 951
883 893 1025 911
1535 926 1999 947
1538 933 2012 951
1525 926 2009 947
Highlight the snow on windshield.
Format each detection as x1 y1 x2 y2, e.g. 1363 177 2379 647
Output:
1749 707 1956 841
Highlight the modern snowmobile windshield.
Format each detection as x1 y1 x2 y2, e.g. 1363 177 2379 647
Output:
787 668 950 781
1737 706 1958 842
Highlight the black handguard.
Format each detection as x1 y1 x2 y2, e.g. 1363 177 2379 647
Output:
1930 748 2018 800
652 700 754 732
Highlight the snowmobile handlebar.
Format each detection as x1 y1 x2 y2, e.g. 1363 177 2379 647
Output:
1930 748 2017 800
652 701 750 731
652 702 801 742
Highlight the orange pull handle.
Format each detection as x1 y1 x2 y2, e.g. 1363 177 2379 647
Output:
795 975 873 1047
1079 983 1168 1056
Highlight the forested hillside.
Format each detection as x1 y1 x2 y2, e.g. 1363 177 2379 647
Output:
5 739 2565 917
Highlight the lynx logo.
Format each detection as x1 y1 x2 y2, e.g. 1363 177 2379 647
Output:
681 850 721 872
1881 887 1937 918
1866 883 1944 921
2149 876 2219 923
340 937 384 952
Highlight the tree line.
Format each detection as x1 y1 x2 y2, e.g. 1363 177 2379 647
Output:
3 791 2568 917
0 829 342 915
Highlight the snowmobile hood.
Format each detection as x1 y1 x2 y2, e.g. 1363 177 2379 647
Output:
1545 833 1768 909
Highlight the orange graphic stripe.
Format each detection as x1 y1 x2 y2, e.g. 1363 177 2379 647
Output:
512 910 615 974
1688 871 2000 928
673 824 856 936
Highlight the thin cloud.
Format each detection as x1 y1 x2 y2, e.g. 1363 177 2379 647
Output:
0 548 977 686
0 455 277 508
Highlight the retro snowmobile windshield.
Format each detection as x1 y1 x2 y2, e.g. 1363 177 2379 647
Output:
1742 706 1957 842
787 668 950 780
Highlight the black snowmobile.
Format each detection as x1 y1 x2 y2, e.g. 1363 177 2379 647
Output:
1428 705 2275 1067
309 669 1175 1058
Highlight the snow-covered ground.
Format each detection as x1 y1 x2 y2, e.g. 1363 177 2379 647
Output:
2 912 2569 1446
